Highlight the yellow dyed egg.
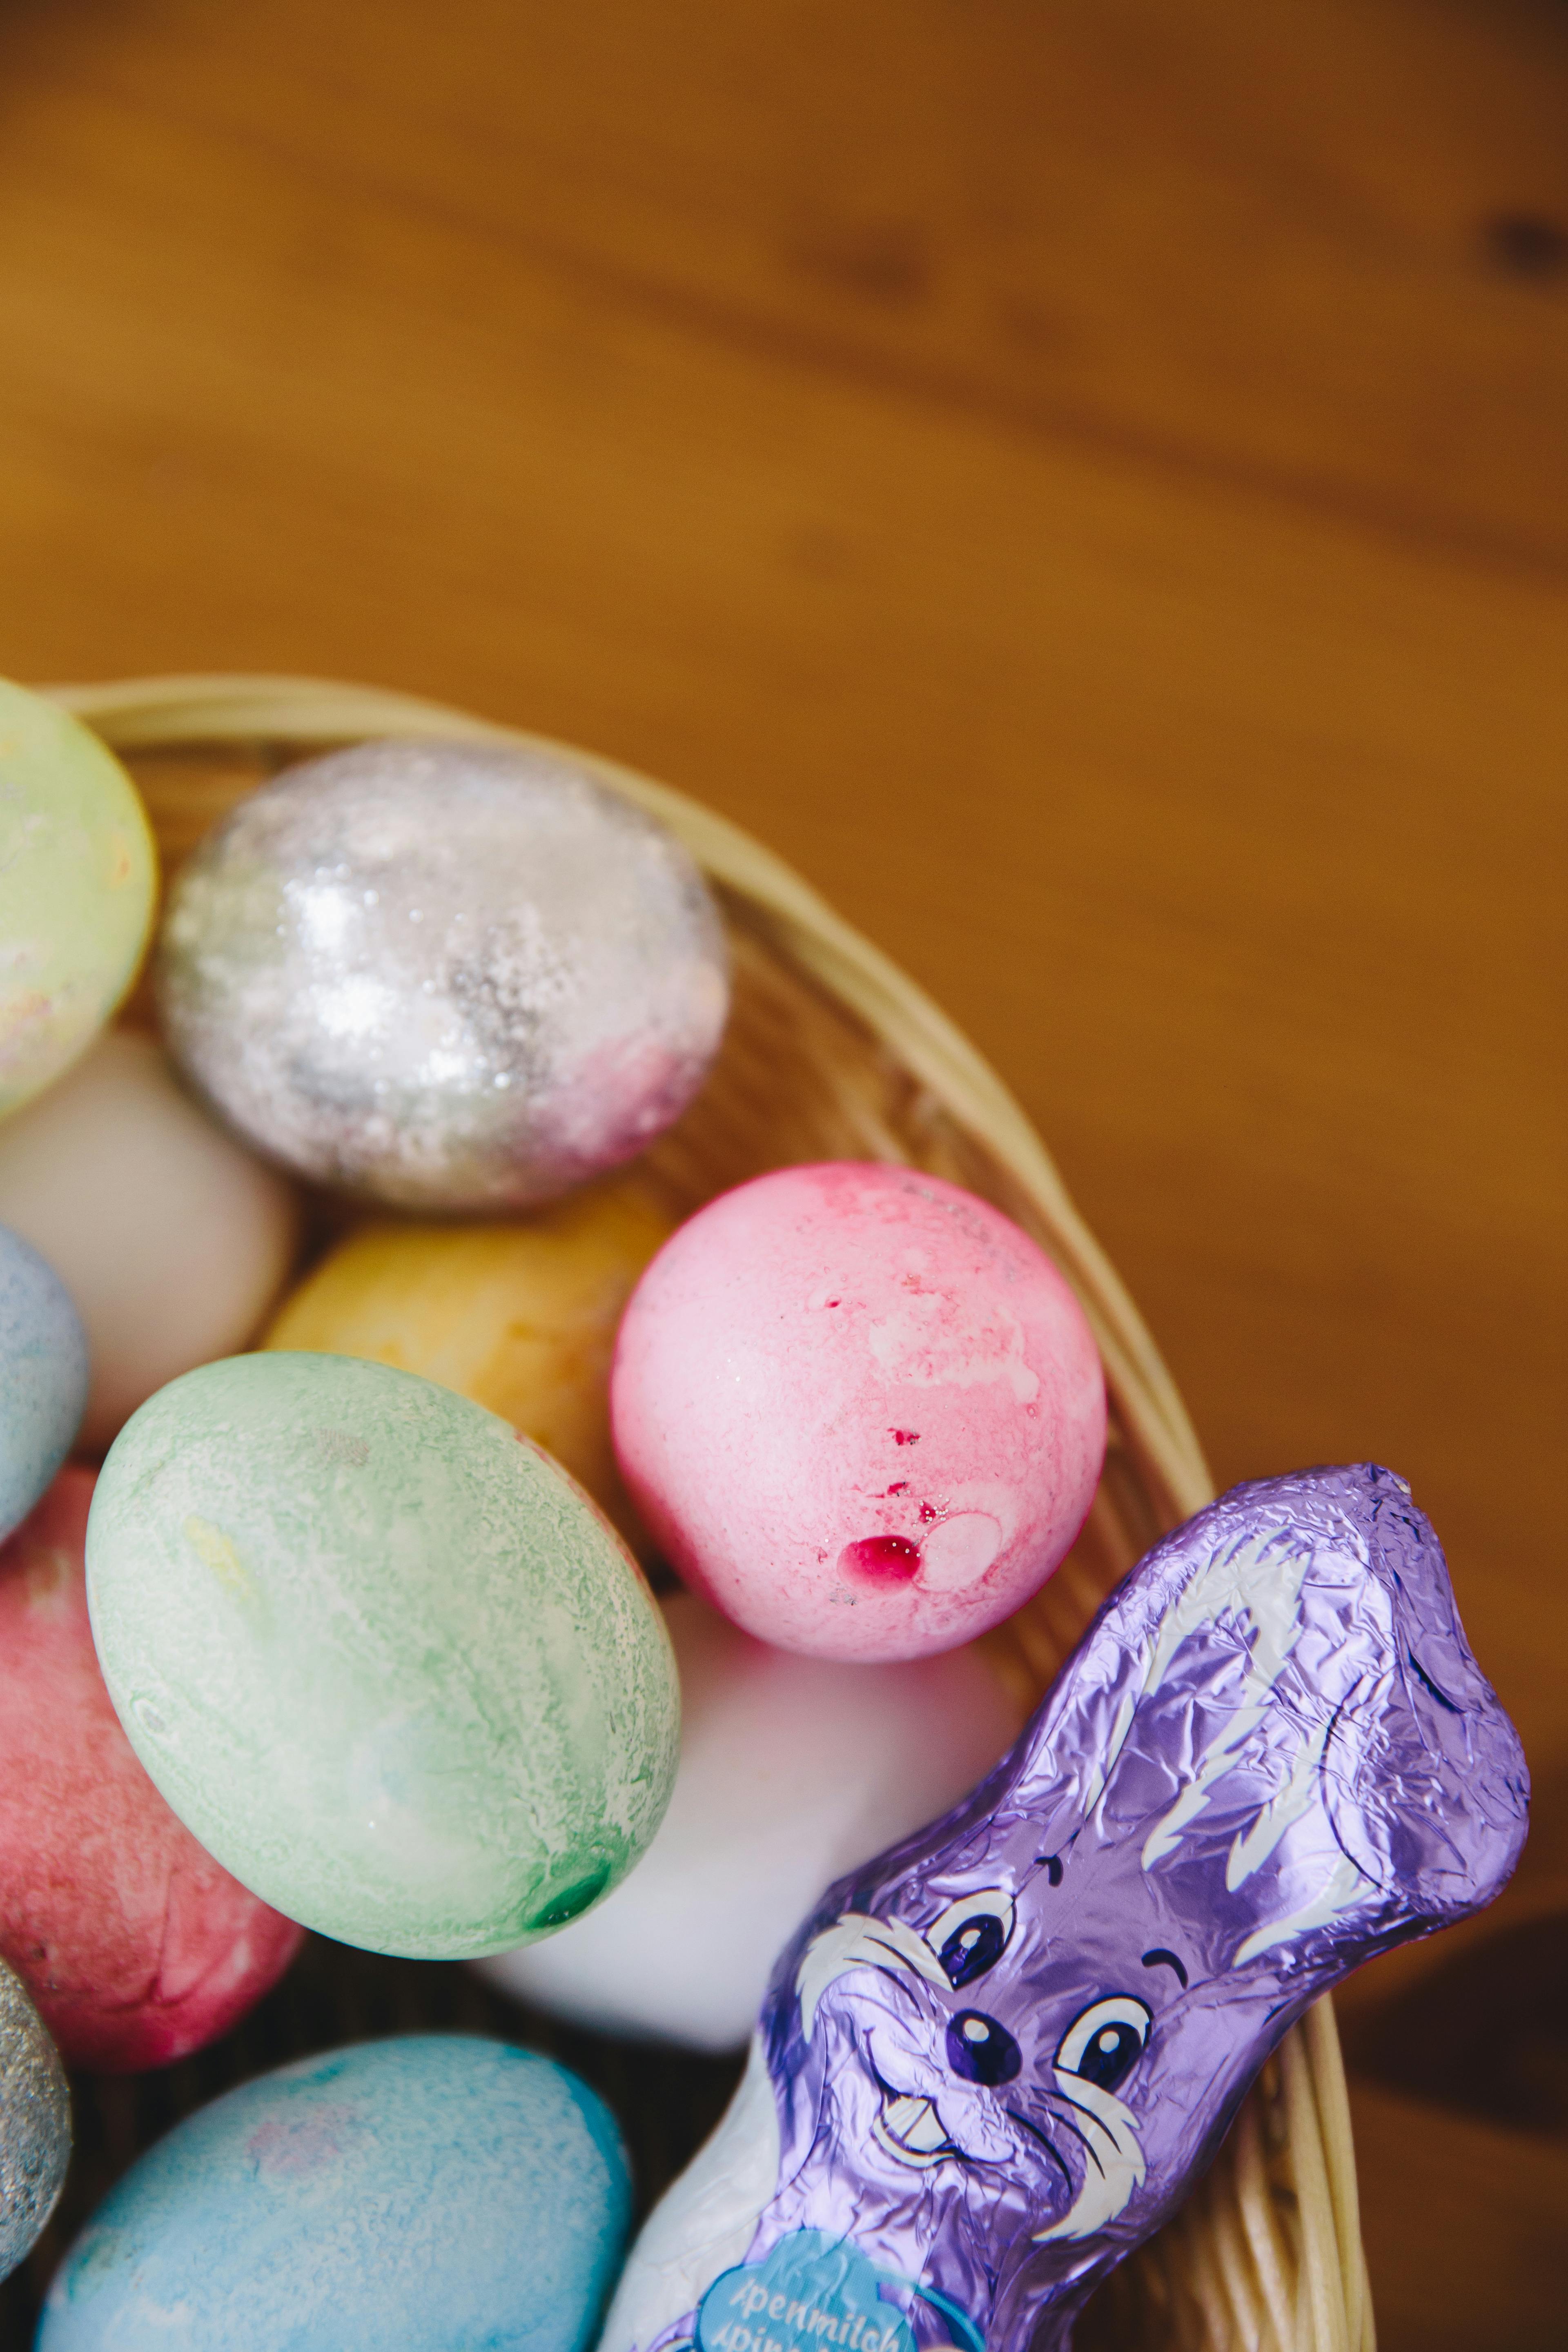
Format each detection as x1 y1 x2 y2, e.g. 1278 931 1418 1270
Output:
263 1177 675 1546
0 682 157 1121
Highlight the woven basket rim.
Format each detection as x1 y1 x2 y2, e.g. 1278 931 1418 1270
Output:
40 670 1372 2352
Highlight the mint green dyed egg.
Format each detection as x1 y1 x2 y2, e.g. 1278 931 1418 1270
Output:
85 1353 679 1958
0 683 156 1120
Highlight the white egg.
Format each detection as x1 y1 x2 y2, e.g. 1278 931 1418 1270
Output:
473 1590 1027 2049
0 1031 298 1452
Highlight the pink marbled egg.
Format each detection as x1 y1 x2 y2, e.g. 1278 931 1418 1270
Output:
610 1163 1106 1660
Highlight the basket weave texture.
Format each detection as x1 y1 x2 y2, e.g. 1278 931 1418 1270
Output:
53 674 1375 2352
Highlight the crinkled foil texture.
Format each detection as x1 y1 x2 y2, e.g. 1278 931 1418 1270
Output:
615 1464 1527 2352
157 740 731 1211
0 1960 69 2280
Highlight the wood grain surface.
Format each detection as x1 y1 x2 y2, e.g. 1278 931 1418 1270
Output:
0 2 1563 2340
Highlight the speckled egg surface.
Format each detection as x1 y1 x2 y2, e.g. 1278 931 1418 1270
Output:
156 737 730 1211
0 1224 87 1541
87 1353 679 1957
0 680 156 1123
612 1163 1106 1661
0 1468 303 2073
38 2035 630 2352
0 1956 69 2285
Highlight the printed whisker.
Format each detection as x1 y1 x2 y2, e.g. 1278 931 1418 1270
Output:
1004 2107 1072 2191
1053 2088 1123 2159
1043 2105 1104 2178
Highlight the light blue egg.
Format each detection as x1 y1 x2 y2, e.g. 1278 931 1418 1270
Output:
0 1224 86 1539
39 2036 631 2352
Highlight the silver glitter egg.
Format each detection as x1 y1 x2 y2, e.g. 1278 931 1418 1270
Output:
156 739 731 1211
0 1958 69 2281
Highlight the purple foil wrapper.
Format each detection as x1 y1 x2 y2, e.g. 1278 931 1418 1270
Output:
601 1465 1528 2352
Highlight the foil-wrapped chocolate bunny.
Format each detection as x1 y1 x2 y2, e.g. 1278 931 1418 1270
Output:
602 1465 1527 2352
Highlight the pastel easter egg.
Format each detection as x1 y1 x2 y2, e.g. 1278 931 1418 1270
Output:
0 1031 298 1453
477 1589 1027 2048
612 1163 1106 1662
0 1468 303 2071
0 1224 88 1540
0 680 156 1123
263 1174 674 1550
39 2035 630 2352
156 738 730 1211
87 1353 679 1957
0 1956 69 2283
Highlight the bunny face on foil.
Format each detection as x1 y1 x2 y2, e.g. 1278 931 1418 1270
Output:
602 1467 1527 2352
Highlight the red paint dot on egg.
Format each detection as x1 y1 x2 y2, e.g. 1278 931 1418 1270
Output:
890 1429 920 1446
840 1535 922 1583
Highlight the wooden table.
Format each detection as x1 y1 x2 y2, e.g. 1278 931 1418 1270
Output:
0 4 1562 2342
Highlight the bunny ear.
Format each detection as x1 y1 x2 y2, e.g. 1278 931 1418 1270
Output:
1000 1465 1526 1979
1085 1522 1314 1844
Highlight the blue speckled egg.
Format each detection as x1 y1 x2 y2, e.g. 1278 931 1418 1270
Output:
39 2035 631 2352
0 1224 86 1540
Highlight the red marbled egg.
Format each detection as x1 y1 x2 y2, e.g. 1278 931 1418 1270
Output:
0 1467 303 2072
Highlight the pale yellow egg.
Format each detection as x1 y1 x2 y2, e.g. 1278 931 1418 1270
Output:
0 679 157 1121
261 1177 676 1549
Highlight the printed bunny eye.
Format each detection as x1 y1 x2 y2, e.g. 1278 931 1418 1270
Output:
924 1889 1016 1988
1055 1996 1152 2094
946 2009 1022 2087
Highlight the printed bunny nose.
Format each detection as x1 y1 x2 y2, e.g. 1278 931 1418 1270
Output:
945 2009 1021 2087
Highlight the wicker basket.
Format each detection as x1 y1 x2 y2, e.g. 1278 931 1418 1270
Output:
46 674 1374 2352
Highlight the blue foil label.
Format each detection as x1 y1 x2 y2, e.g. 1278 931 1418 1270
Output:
697 2234 920 2352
